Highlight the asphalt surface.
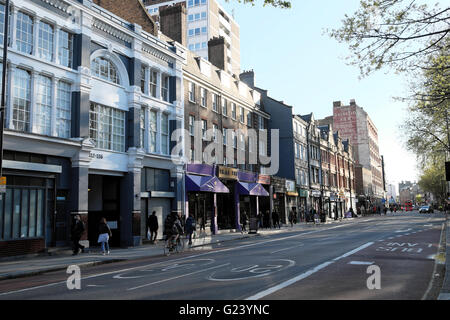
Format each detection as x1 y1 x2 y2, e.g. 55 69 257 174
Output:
0 212 445 300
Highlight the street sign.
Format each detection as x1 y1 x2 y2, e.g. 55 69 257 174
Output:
0 176 6 193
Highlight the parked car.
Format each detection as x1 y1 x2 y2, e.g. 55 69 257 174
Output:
419 206 434 213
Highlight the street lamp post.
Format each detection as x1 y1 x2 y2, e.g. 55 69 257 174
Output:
0 0 10 194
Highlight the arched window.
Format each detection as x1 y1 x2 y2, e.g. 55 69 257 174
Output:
91 56 120 85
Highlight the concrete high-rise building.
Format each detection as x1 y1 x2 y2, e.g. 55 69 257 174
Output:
144 0 241 75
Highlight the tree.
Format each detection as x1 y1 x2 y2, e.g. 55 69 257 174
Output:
225 0 291 8
418 159 447 206
401 43 449 167
329 0 450 77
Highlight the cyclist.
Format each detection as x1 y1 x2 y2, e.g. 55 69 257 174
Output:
164 212 184 251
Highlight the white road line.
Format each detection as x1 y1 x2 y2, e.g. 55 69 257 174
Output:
270 244 304 254
348 261 374 265
245 242 374 300
127 263 230 291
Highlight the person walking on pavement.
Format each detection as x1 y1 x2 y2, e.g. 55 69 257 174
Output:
240 211 248 232
288 209 294 227
98 217 112 255
185 215 196 246
272 211 280 229
147 211 158 244
383 206 388 215
71 214 85 255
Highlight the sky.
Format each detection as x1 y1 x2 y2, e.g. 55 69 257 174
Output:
218 0 421 192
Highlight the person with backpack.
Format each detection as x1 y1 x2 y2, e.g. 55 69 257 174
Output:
147 211 158 244
185 215 196 246
164 211 184 251
240 211 248 232
98 217 112 255
71 214 85 256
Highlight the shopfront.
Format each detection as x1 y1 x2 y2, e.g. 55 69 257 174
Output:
185 164 229 235
272 176 287 224
216 166 238 230
286 179 298 222
298 189 308 221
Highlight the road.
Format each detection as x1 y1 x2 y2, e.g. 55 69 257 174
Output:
0 212 446 300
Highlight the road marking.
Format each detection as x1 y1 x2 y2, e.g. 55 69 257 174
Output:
348 261 374 265
245 242 374 300
270 244 304 254
395 228 412 233
126 263 230 291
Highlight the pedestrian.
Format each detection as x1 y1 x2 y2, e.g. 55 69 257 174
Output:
71 214 85 256
383 207 388 215
98 217 112 255
272 211 280 228
264 210 270 229
349 207 355 218
240 211 248 232
258 211 263 228
289 209 294 227
357 206 361 216
313 209 320 224
377 206 381 215
293 208 298 224
147 211 159 244
185 215 196 246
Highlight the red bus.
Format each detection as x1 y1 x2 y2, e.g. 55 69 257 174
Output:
403 201 413 211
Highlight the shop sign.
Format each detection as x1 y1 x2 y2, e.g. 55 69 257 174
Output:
299 189 309 197
238 171 257 182
311 190 321 197
257 174 271 185
287 192 299 197
285 180 296 192
0 176 6 194
218 166 238 180
186 164 214 176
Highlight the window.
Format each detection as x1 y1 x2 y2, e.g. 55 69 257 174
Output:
239 107 244 123
231 103 236 119
213 123 218 142
188 82 195 102
89 103 125 152
161 74 169 102
240 133 245 150
12 69 31 132
259 115 264 130
149 110 157 153
247 112 252 126
91 57 120 85
16 12 33 54
200 88 207 107
0 4 7 46
212 93 218 112
202 119 207 139
38 21 54 61
56 81 72 138
140 66 148 94
149 70 157 98
189 115 195 136
58 30 73 68
161 113 169 155
223 128 227 145
35 75 52 136
140 108 146 149
221 98 227 116
232 131 237 149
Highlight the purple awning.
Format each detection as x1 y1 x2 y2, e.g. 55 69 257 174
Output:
237 182 269 197
185 175 230 193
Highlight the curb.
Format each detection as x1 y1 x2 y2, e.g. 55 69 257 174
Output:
0 258 126 281
438 213 450 300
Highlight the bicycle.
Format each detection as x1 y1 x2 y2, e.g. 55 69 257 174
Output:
163 234 185 255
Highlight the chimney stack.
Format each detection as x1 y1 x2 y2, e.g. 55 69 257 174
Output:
350 99 356 106
159 3 187 46
333 101 342 108
239 70 255 88
208 36 228 73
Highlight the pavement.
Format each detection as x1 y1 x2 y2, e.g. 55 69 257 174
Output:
438 212 450 300
0 217 357 281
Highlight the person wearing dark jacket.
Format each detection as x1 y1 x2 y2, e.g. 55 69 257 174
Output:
98 217 112 255
147 211 159 244
185 215 196 245
71 215 85 255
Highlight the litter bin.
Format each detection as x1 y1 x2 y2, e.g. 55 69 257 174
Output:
249 217 259 234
